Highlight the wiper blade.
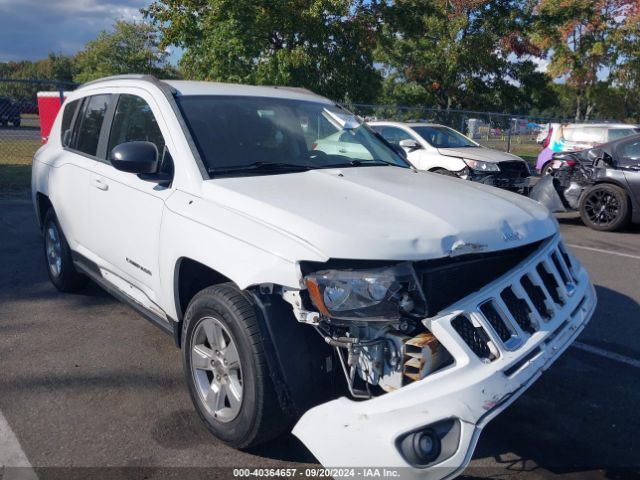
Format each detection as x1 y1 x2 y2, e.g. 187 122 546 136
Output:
318 159 392 169
208 161 310 176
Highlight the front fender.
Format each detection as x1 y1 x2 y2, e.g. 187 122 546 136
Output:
157 190 327 318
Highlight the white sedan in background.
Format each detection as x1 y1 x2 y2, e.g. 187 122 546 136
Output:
369 121 531 194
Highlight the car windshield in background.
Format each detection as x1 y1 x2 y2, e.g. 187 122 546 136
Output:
412 125 478 149
176 95 409 177
608 128 639 141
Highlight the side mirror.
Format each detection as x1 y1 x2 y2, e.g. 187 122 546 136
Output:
399 139 422 151
109 141 158 174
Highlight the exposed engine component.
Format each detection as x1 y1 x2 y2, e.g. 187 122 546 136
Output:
316 321 452 398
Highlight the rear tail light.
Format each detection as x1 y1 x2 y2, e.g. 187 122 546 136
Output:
543 127 553 148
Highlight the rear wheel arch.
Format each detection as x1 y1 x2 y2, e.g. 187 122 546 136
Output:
36 192 53 229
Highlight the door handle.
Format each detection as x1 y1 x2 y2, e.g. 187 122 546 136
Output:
93 178 109 191
338 148 348 153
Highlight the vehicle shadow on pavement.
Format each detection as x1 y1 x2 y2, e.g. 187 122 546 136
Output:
469 284 640 480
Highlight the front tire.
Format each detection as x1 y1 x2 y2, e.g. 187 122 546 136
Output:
579 184 630 231
43 208 87 292
182 284 287 448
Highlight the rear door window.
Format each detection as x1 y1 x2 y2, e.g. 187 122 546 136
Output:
74 94 111 157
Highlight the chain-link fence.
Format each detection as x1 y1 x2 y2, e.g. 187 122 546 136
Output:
0 79 77 197
0 78 587 197
351 103 576 166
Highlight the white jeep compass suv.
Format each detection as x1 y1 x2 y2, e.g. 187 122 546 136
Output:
32 75 596 479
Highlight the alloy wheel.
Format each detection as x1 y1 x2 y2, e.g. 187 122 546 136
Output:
584 190 620 227
190 316 243 423
45 222 63 278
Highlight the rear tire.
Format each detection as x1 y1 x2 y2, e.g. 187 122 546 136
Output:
541 162 554 176
43 208 87 292
182 284 288 448
579 184 630 232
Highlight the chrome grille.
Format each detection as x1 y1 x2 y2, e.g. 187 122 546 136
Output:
451 240 579 360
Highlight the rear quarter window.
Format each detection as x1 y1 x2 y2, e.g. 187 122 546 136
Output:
60 99 80 147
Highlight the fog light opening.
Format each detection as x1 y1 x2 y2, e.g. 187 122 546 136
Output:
412 429 441 463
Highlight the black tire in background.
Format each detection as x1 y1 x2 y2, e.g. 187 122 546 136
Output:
182 283 288 448
579 183 630 232
541 162 554 176
42 208 87 292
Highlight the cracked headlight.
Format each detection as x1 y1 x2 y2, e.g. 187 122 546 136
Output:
305 263 425 321
463 158 500 172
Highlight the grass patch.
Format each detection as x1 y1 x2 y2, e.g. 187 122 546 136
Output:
0 137 41 197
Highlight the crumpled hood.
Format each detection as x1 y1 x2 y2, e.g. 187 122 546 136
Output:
438 146 524 163
200 167 556 261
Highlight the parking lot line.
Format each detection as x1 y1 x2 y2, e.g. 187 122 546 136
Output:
572 341 640 369
0 410 37 479
566 243 640 261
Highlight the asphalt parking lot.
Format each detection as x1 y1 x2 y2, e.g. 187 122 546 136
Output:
1 199 639 480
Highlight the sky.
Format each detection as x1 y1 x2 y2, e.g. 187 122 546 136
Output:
0 0 159 62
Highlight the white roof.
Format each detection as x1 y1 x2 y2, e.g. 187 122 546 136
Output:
164 80 331 103
74 75 331 104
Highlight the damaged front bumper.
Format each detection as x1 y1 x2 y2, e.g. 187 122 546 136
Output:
293 237 596 480
473 173 530 191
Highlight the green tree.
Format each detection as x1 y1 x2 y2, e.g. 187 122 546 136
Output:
612 4 640 122
375 0 540 111
74 19 178 83
143 0 381 102
0 54 75 101
531 0 636 121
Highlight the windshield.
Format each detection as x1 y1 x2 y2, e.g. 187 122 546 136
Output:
411 125 478 149
608 128 638 141
176 95 410 177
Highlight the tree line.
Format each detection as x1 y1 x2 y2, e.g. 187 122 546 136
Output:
1 0 639 122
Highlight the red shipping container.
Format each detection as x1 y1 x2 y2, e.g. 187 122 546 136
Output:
37 92 68 144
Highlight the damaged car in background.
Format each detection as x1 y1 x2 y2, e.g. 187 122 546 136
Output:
33 75 596 480
368 121 532 194
531 133 640 231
